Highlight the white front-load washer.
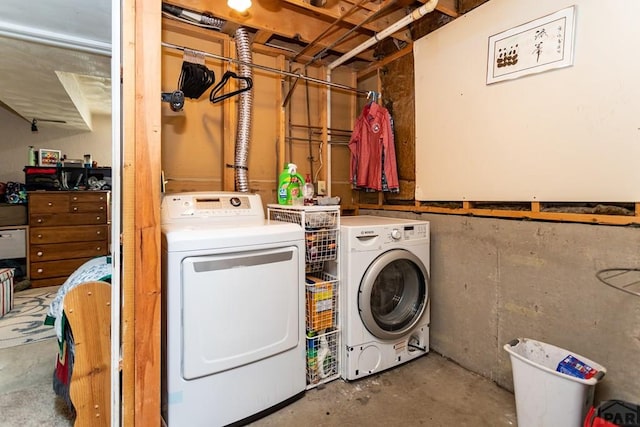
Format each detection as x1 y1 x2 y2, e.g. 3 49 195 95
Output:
340 215 430 381
161 192 306 426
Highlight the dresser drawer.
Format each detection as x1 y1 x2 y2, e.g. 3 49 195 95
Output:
69 201 108 213
29 191 109 215
31 257 94 280
28 194 70 213
30 212 107 227
30 225 108 244
31 241 108 262
69 192 109 204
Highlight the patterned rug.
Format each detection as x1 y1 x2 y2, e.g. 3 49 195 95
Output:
0 286 59 349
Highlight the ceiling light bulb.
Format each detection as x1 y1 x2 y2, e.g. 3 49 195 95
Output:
228 0 251 13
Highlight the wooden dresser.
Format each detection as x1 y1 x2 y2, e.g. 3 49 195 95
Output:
28 191 110 288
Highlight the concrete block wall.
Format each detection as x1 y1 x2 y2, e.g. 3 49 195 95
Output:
360 209 640 402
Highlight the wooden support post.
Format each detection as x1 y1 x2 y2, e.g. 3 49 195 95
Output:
124 0 162 424
320 68 328 185
222 39 237 191
276 55 286 179
531 201 541 212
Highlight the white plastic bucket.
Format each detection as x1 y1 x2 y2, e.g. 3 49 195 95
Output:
504 338 606 427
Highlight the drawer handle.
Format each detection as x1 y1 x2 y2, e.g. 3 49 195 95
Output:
96 216 101 221
100 206 104 211
37 218 43 223
73 196 78 201
96 231 101 235
37 251 43 257
48 202 53 206
37 234 43 239
37 268 43 273
73 207 78 212
96 247 101 251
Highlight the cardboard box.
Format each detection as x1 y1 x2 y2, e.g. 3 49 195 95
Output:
0 268 15 318
306 275 334 332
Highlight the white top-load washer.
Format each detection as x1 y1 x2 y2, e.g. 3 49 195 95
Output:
161 192 306 426
340 215 430 380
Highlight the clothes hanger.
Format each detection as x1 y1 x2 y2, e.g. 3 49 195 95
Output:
366 90 381 104
209 71 253 103
178 51 216 100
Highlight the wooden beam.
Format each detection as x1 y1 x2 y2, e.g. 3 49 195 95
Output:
169 0 380 58
357 203 640 226
164 17 322 65
435 0 459 18
124 0 162 425
253 30 274 44
223 38 237 191
276 54 287 174
357 42 413 79
279 0 413 43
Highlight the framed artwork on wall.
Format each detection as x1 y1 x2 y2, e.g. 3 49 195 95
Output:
38 149 62 166
486 5 576 84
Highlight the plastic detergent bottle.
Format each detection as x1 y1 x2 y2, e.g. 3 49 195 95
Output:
303 173 315 205
277 164 292 205
278 163 304 205
317 333 332 379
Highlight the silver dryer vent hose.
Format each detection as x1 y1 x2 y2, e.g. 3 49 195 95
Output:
234 27 253 192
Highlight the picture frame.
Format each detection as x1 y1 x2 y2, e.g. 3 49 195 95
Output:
38 149 62 166
487 6 576 84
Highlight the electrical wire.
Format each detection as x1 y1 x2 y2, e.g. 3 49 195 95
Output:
408 343 427 352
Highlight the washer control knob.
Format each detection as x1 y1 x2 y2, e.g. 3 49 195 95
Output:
230 197 241 207
391 228 402 240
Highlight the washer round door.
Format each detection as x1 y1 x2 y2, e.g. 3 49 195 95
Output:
358 249 429 340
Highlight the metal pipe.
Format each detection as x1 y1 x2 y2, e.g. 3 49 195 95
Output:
328 0 439 70
161 42 364 93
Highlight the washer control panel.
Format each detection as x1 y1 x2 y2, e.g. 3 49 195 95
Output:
161 192 264 223
353 223 428 246
385 224 428 242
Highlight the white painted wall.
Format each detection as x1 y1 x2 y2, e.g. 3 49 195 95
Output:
0 108 111 183
414 0 640 201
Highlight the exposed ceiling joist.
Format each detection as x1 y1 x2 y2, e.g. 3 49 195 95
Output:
167 0 383 61
252 30 273 44
279 0 413 43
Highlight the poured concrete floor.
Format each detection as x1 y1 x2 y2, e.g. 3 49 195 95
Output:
0 342 516 426
250 353 517 426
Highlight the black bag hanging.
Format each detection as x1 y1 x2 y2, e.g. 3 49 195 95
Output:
178 49 216 99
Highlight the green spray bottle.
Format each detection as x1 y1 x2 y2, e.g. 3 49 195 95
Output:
278 163 305 205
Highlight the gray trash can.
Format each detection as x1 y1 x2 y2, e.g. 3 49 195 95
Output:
504 338 606 427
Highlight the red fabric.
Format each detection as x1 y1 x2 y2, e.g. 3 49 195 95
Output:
584 406 619 427
55 338 70 386
348 102 399 192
